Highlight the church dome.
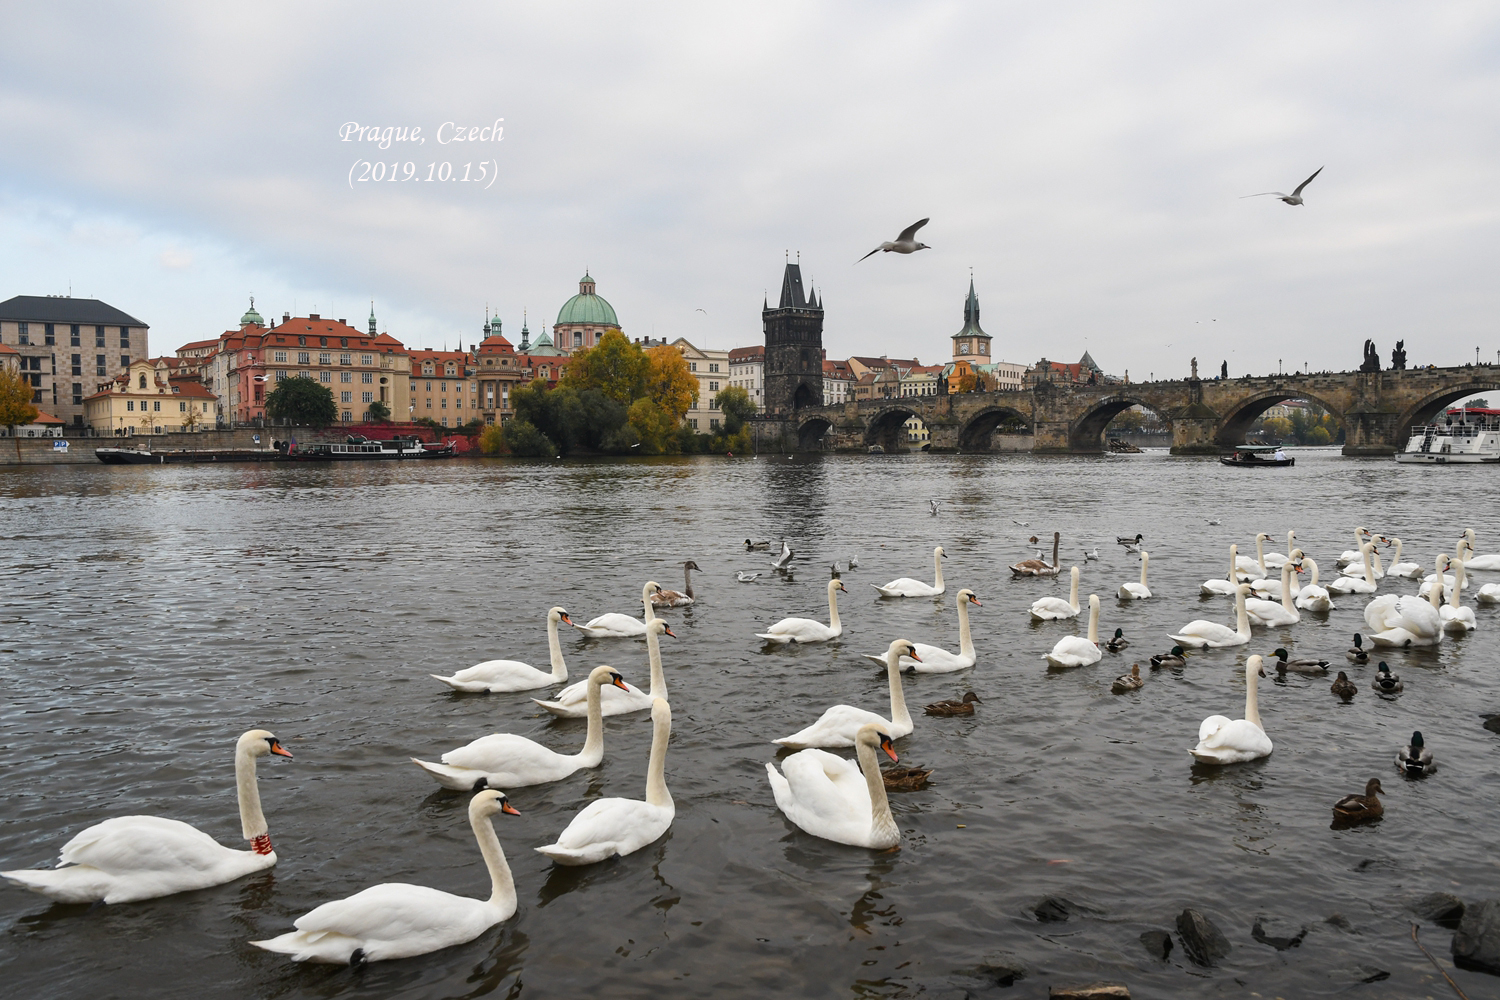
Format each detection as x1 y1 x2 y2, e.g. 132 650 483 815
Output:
240 296 264 327
555 272 619 327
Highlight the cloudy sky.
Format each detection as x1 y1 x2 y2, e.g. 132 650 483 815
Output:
2 2 1498 379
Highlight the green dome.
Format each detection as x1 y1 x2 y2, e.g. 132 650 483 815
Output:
240 296 264 326
556 273 619 327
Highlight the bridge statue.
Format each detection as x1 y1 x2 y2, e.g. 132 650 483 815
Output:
1190 357 1198 379
1220 360 1228 380
1391 340 1407 371
1359 339 1381 373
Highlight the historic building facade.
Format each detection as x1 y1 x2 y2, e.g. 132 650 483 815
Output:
0 295 150 428
553 273 621 354
761 261 824 415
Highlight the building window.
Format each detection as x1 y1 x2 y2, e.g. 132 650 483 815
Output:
70 324 80 347
709 381 719 392
573 331 583 347
689 362 698 372
340 353 351 365
17 323 28 345
297 352 310 364
276 370 288 381
127 400 135 411
153 400 160 411
96 326 105 347
690 419 699 429
273 351 287 362
342 410 352 422
71 354 81 376
340 391 351 403
72 383 82 405
120 328 130 348
709 363 719 373
121 355 129 368
710 418 720 430
361 391 373 403
440 381 447 392
362 372 373 384
361 354 373 365
96 355 106 376
441 416 449 427
298 336 306 346
319 337 328 347
179 401 186 412
340 371 351 383
319 371 331 383
44 323 54 345
319 353 331 365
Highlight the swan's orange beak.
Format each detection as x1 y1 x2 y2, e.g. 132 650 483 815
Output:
559 613 574 626
836 581 847 592
501 800 521 816
969 595 982 606
269 739 292 758
906 649 922 662
609 673 630 691
880 736 899 763
662 625 677 639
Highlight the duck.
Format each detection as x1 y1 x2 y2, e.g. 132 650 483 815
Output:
2 730 293 904
1150 645 1187 668
536 698 675 866
1234 532 1271 582
1111 664 1145 693
873 546 947 597
1385 537 1423 578
1191 655 1273 764
431 607 575 693
413 666 632 790
1170 583 1253 648
1104 628 1130 651
251 790 519 965
745 539 771 550
1118 551 1151 600
775 640 918 748
1364 555 1445 647
1330 671 1357 699
1262 529 1298 570
1328 542 1380 595
1270 646 1329 674
1011 532 1061 577
1331 778 1384 823
651 561 699 607
1346 633 1370 663
1046 594 1103 668
534 619 674 717
1117 533 1144 547
573 581 662 638
1397 731 1435 776
1201 544 1242 596
767 723 901 849
881 765 933 791
865 589 980 672
1440 550 1477 633
757 578 846 643
1030 566 1081 619
924 691 980 716
1293 557 1335 612
1371 662 1403 694
1245 558 1302 626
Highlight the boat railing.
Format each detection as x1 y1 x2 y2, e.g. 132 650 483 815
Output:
1409 419 1500 438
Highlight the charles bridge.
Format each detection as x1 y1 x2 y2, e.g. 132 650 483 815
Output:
775 365 1500 456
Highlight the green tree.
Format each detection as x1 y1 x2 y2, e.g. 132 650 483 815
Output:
1465 397 1489 408
265 376 337 426
1306 425 1332 445
562 330 649 404
1261 416 1293 441
0 367 41 456
628 398 677 454
478 422 507 454
367 399 391 422
1110 408 1145 433
502 418 556 457
644 345 698 421
714 385 756 435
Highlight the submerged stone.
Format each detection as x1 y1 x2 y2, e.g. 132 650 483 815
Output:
1408 891 1466 928
1251 917 1308 950
1139 929 1172 960
1049 983 1130 999
1176 908 1231 966
1452 899 1500 974
958 952 1027 986
1034 896 1079 922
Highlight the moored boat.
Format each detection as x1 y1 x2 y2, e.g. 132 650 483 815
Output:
1394 408 1500 464
1221 444 1294 468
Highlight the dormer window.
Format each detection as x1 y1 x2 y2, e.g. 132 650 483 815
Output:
138 374 147 389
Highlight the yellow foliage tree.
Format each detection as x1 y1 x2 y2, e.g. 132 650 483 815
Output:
628 397 678 454
949 365 977 393
478 422 506 454
0 367 40 458
644 345 698 421
561 330 649 404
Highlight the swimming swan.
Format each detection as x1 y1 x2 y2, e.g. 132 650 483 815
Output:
1118 551 1151 600
776 640 918 748
872 546 947 597
1045 594 1102 667
573 581 662 638
1440 551 1477 633
1294 557 1334 612
1328 542 1379 595
757 578 847 643
431 607 575 692
1363 554 1445 647
1190 655 1272 764
1031 566 1081 619
1245 558 1301 626
767 723 901 849
534 619 674 717
1201 545 1241 596
1170 584 1253 648
865 590 980 673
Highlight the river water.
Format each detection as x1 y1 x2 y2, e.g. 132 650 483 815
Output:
1 450 1497 999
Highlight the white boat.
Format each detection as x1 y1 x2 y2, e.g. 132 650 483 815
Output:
1395 408 1500 464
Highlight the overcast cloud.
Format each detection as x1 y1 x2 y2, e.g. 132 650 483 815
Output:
1 1 1498 378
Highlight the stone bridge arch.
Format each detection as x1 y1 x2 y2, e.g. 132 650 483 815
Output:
1215 389 1348 448
796 414 834 451
1394 378 1500 432
1069 395 1174 452
959 405 1033 452
865 403 922 453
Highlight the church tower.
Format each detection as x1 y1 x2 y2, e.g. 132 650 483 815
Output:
951 278 992 364
762 259 825 414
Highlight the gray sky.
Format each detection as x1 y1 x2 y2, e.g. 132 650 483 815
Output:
2 2 1498 379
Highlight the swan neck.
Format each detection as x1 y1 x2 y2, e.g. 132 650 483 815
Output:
1256 535 1266 571
1051 534 1059 567
644 710 672 809
1140 555 1149 587
235 743 269 842
684 564 694 600
1281 561 1295 611
857 736 897 844
646 627 667 699
1086 599 1099 644
933 549 944 590
547 612 567 681
886 648 911 728
579 674 606 764
1227 545 1237 581
1449 557 1465 608
1244 663 1263 730
1431 556 1446 608
472 807 517 910
1306 557 1319 587
956 597 974 658
1235 588 1250 636
642 583 657 622
1069 567 1079 609
827 582 842 629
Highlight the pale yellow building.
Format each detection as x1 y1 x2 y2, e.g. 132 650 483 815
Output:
84 359 217 435
672 337 728 432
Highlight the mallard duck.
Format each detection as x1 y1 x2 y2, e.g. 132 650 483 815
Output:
1397 731 1435 776
1271 647 1330 675
1117 533 1144 547
924 691 981 716
745 539 771 551
1330 671 1357 700
1332 778 1384 822
1371 662 1403 694
1347 633 1370 664
1111 664 1144 693
1150 645 1186 668
1104 628 1129 652
881 765 933 791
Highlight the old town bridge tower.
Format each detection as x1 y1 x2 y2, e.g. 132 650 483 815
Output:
762 259 825 414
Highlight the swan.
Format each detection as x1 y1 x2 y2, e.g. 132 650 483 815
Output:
1385 538 1422 579
1045 594 1102 667
1245 558 1301 627
766 723 901 850
864 589 980 673
534 619 673 717
1459 528 1500 570
1340 535 1387 580
1328 542 1379 595
536 698 674 866
873 546 946 597
1234 533 1270 581
1170 584 1252 648
651 561 699 607
1477 582 1500 604
1336 527 1375 566
1363 554 1444 647
1440 553 1477 633
1190 655 1272 764
1419 542 1470 596
1262 530 1297 570
1201 545 1241 596
775 640 918 748
252 790 519 965
1250 547 1302 599
573 581 661 638
2 730 292 904
413 666 631 790
1030 566 1081 619
1294 557 1335 612
1118 552 1151 600
431 607 575 693
1010 532 1060 577
757 578 846 643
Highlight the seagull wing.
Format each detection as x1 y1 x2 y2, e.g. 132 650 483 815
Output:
896 218 930 243
1291 166 1323 197
855 246 883 264
1240 192 1288 199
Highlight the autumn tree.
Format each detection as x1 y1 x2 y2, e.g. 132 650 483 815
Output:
713 385 755 434
644 345 698 421
0 366 40 457
628 398 677 454
562 330 649 404
265 376 338 426
949 366 977 393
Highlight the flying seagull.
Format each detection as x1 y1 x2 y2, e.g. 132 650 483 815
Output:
930 499 940 516
856 219 932 263
1242 167 1323 206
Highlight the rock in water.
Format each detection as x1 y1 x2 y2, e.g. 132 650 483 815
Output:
968 952 1026 986
1482 714 1500 734
1176 908 1231 966
1251 917 1308 950
1407 891 1466 929
1034 896 1077 922
1139 930 1172 960
1452 899 1500 974
1050 984 1130 999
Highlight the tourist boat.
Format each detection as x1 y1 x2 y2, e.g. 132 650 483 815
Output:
1220 444 1294 468
287 436 457 461
1394 408 1500 464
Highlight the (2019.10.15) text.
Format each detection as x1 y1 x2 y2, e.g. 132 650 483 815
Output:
347 160 500 189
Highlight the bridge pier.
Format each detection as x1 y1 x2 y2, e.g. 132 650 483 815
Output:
1170 411 1220 454
1342 409 1402 456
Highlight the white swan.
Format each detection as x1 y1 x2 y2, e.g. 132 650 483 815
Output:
1262 530 1297 570
252 790 519 965
534 619 673 717
864 589 980 673
412 666 631 790
1170 584 1252 648
1234 532 1270 581
1294 556 1335 611
1385 538 1422 578
573 581 661 638
1477 582 1500 604
767 723 900 850
1440 552 1477 633
536 698 674 866
1419 541 1470 596
1118 552 1151 600
1201 544 1241 596
1045 594 1102 667
1031 566 1081 619
873 546 946 597
776 640 917 748
431 607 575 693
1340 535 1387 580
1191 655 1273 764
1328 542 1380 595
1336 527 1374 566
757 578 846 643
2 730 292 904
1245 558 1301 627
1364 554 1445 647
1460 528 1500 570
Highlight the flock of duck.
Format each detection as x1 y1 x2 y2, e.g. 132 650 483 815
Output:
3 525 1490 968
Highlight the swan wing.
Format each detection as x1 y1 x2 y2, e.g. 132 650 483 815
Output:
256 883 501 962
1200 579 1236 595
1172 620 1234 642
1046 636 1101 666
437 734 574 786
579 613 646 636
759 617 835 642
775 705 892 748
532 679 649 717
768 752 873 844
1119 583 1150 599
539 798 673 864
906 643 971 672
1029 598 1078 619
432 659 551 693
58 816 236 876
874 578 938 597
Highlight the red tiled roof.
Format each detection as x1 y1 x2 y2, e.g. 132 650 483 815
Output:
168 378 216 399
478 334 514 353
31 410 64 424
851 356 922 369
0 343 18 355
729 345 764 362
175 339 219 353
